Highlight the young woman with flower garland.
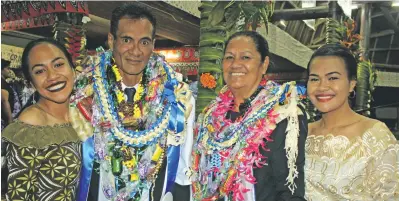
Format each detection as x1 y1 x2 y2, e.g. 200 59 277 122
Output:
191 31 308 201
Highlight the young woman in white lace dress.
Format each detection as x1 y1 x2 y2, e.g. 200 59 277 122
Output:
305 44 399 201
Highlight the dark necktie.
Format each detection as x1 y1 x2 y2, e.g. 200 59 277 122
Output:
124 88 136 103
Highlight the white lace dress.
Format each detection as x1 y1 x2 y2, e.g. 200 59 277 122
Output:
305 122 399 201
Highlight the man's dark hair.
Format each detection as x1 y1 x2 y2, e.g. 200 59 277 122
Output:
307 43 357 80
21 38 74 83
110 3 157 39
1 59 11 70
224 31 269 63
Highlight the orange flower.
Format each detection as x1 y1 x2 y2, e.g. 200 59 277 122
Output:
200 73 217 89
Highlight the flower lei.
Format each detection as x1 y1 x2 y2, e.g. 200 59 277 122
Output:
111 64 145 119
192 80 304 201
91 50 191 200
93 53 174 147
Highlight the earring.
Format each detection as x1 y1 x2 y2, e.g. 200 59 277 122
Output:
32 92 36 104
349 91 356 98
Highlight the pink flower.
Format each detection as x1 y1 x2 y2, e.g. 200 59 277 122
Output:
232 182 251 201
213 91 233 116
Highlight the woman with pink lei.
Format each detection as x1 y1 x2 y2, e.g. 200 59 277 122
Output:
305 44 399 200
191 31 307 201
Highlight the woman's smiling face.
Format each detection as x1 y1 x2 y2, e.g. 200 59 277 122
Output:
222 36 268 93
307 56 356 113
28 43 75 104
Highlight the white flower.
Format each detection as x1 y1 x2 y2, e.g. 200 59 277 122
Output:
82 16 91 24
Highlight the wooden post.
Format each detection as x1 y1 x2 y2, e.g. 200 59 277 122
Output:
329 1 342 22
271 6 330 21
360 3 371 60
374 63 399 70
355 3 372 115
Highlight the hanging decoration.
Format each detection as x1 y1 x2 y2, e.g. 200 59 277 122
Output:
167 63 198 76
1 1 89 31
53 22 87 66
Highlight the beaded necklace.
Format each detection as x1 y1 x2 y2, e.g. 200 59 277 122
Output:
192 80 302 201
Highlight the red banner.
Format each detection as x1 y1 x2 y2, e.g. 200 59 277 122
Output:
154 47 199 63
1 1 89 31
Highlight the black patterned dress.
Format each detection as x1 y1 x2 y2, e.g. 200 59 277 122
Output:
2 120 82 201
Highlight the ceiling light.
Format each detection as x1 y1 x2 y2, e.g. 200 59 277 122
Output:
279 20 286 27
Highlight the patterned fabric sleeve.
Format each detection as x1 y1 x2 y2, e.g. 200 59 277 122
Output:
6 143 44 201
365 123 399 200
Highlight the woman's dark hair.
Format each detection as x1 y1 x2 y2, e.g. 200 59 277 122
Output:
110 3 157 39
21 38 74 83
1 59 11 70
224 31 269 62
307 43 357 80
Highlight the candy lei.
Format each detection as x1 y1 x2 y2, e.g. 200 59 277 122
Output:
93 51 177 147
192 81 301 201
111 64 144 119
